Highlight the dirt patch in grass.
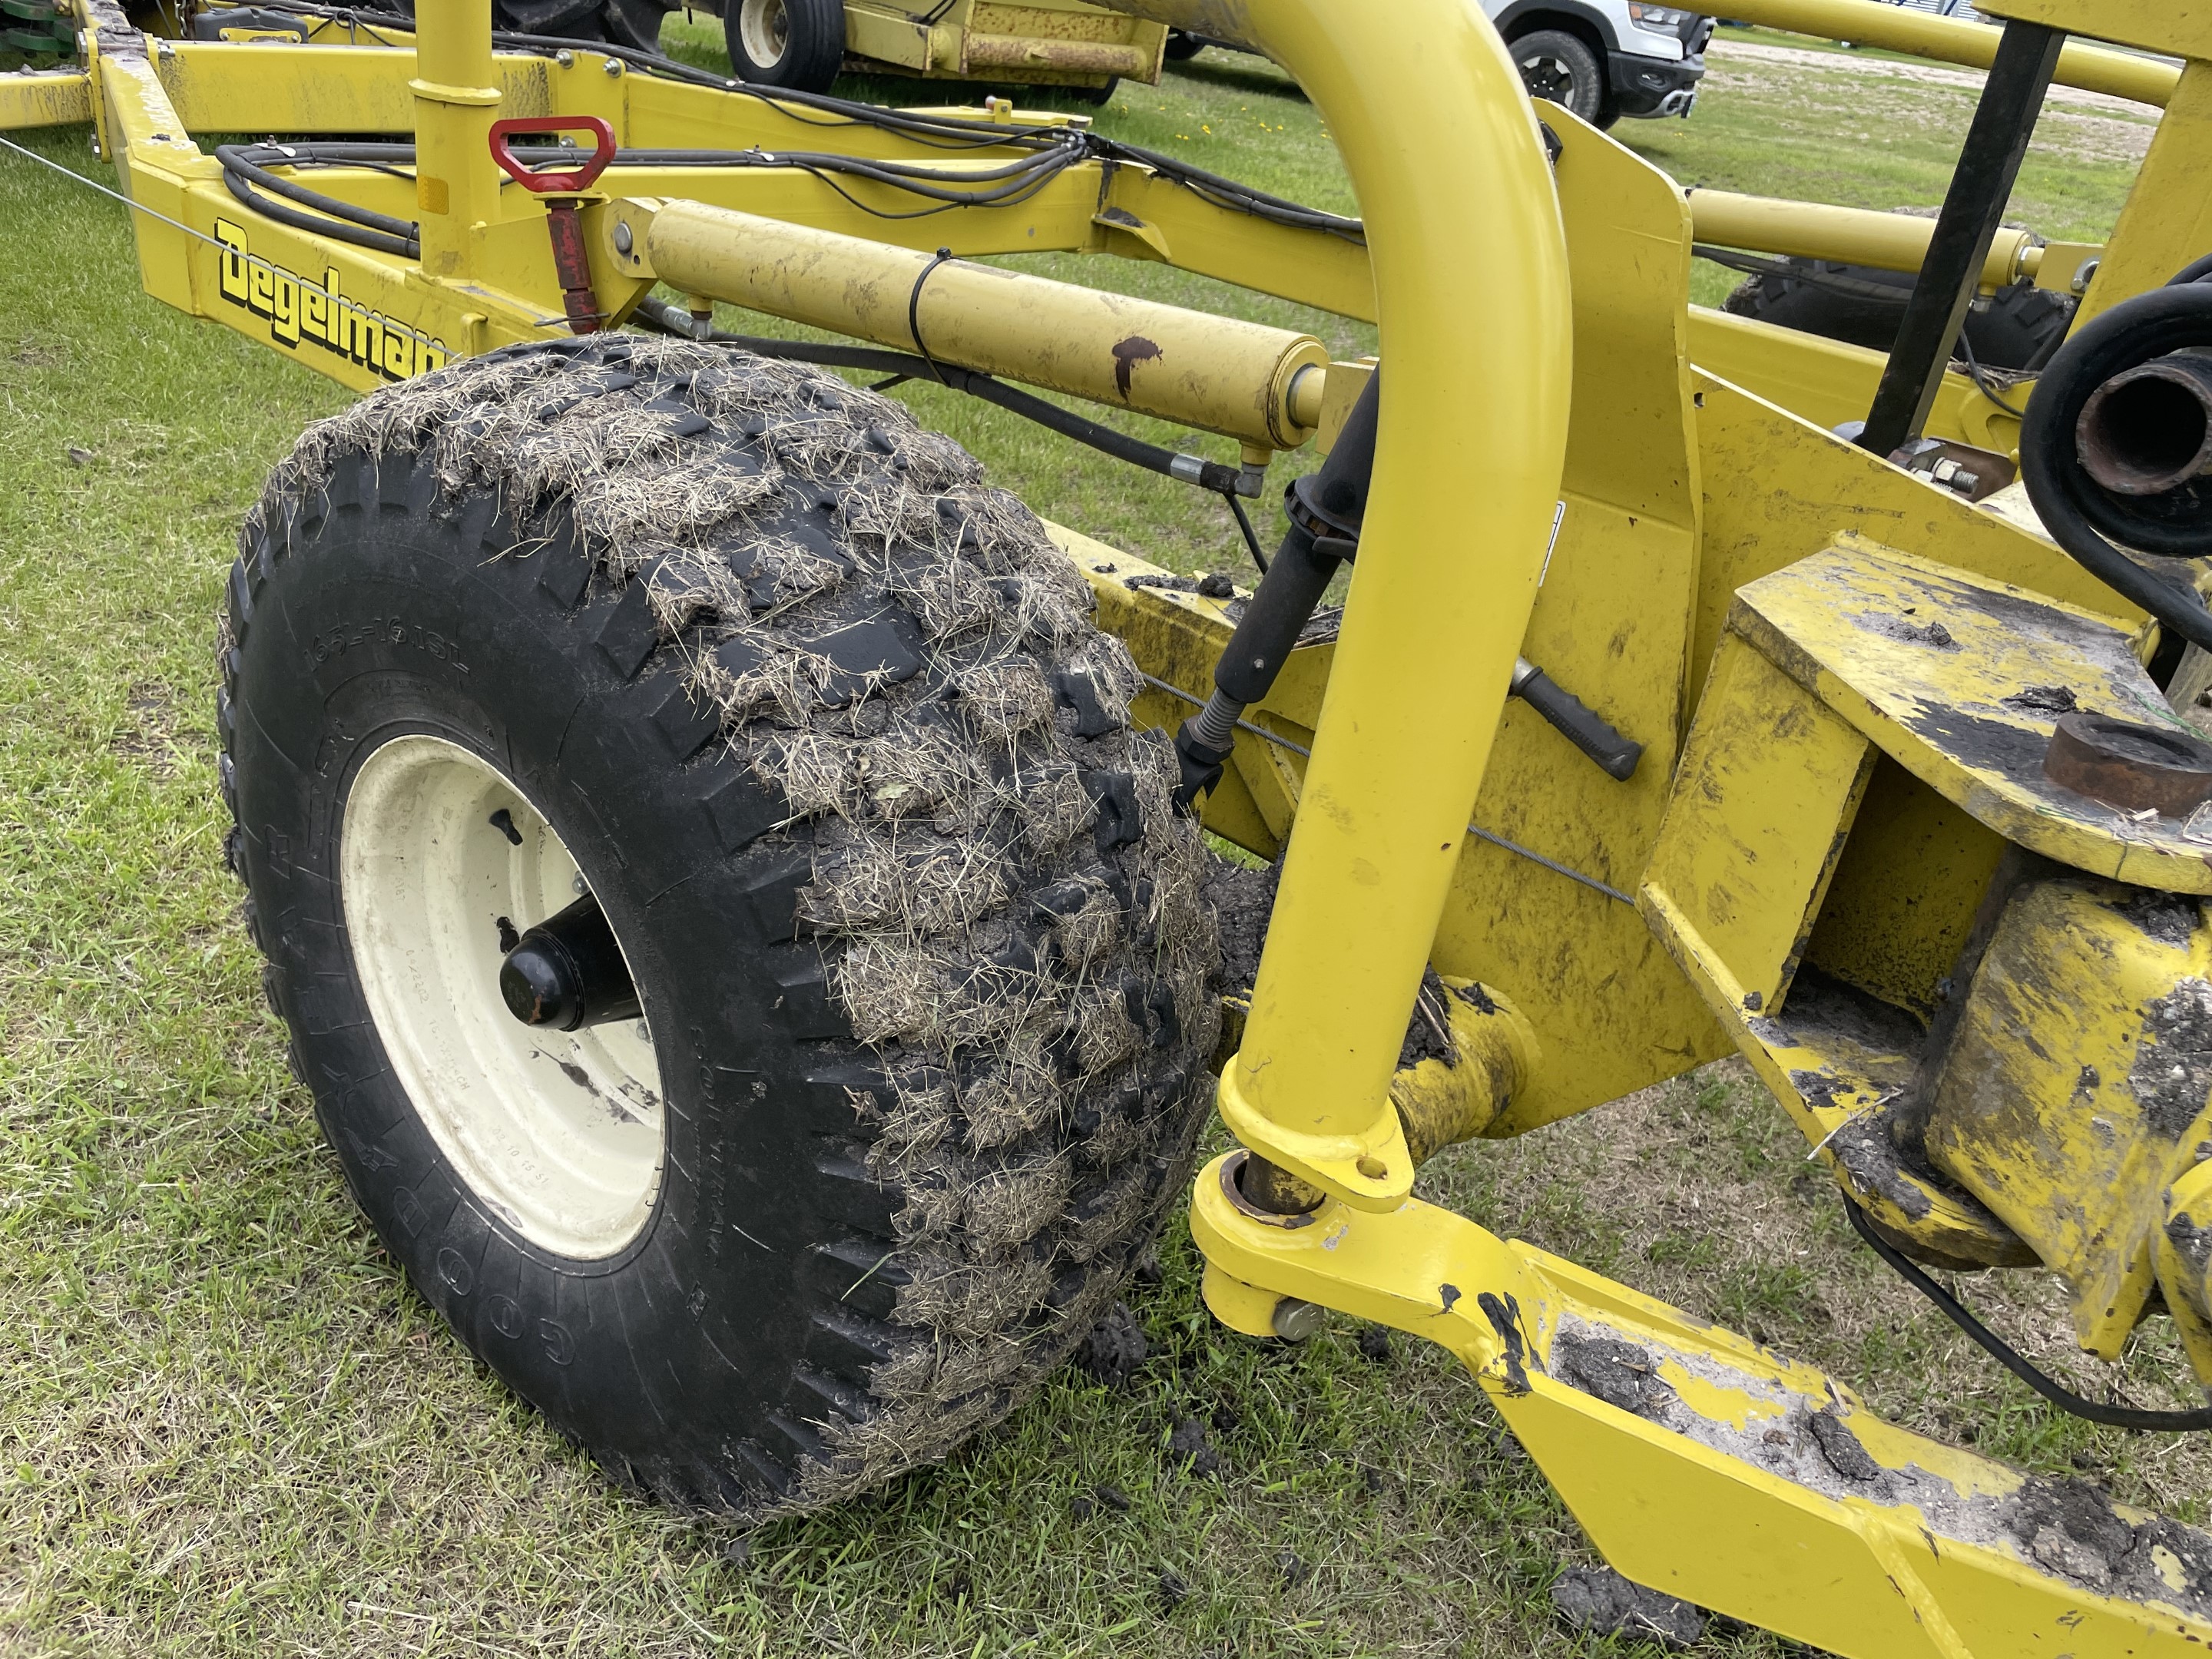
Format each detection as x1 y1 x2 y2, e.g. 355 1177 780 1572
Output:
109 680 187 779
1700 53 2155 171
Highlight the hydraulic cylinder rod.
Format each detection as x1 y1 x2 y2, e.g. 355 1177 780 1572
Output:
614 199 1328 450
1690 190 2037 288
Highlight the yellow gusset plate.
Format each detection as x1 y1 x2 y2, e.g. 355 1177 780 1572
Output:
1731 538 2212 893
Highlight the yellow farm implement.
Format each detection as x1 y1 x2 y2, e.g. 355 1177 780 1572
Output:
11 0 2212 1650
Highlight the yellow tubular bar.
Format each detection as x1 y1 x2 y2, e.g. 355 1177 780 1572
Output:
409 0 502 280
0 68 90 127
1690 189 2035 287
1717 0 2177 108
615 199 1327 448
1150 0 1571 1209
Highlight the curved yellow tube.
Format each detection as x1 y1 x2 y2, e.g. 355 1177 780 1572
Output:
1120 0 1573 1207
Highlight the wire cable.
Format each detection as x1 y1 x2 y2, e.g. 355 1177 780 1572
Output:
1843 1199 2212 1432
1955 327 2029 417
1224 490 1267 575
0 131 454 348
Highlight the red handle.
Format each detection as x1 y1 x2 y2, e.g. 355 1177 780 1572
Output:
488 115 618 194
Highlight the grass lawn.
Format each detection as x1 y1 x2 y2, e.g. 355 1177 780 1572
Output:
0 22 2184 1659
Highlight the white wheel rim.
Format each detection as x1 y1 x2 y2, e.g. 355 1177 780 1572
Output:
739 0 790 68
340 734 665 1260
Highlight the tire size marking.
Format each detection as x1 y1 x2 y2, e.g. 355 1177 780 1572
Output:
310 614 472 677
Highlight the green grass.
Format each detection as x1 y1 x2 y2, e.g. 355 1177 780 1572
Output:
0 26 2174 1659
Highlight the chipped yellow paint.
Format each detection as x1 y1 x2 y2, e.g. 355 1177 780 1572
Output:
1641 636 1876 1015
1929 876 2212 1356
1194 1161 2212 1656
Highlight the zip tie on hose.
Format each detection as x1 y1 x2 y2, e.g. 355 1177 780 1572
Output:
1134 671 1635 907
1844 1199 2212 1431
908 247 957 384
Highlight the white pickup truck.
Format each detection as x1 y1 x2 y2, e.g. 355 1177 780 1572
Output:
1168 2 1713 128
1486 1 1715 127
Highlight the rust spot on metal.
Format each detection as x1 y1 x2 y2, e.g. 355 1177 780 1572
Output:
1110 335 1163 397
2044 711 2212 817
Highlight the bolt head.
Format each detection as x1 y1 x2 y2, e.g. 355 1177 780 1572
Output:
1271 1298 1323 1343
604 57 622 76
555 48 574 65
612 221 634 255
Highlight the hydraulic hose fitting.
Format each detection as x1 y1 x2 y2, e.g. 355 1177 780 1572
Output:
2077 355 2212 497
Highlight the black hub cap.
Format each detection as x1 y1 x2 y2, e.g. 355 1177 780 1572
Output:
498 893 642 1031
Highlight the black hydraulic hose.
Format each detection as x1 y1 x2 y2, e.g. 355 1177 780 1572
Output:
2020 276 2212 649
216 144 419 256
1090 137 1365 243
630 296 1253 495
217 169 415 257
1171 369 1382 805
240 2 1365 236
1844 1201 2212 1432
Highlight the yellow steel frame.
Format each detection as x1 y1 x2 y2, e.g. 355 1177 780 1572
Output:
17 0 2212 1648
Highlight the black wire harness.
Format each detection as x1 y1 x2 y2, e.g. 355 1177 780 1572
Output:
224 2 1367 240
1845 1200 2212 1432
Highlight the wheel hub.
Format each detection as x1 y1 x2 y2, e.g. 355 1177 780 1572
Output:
339 733 665 1259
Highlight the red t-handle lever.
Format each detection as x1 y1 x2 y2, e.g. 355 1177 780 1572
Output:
488 115 619 194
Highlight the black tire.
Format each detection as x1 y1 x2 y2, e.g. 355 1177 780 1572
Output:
1511 28 1605 127
724 0 846 93
1164 29 1202 61
1068 77 1120 106
1722 257 2078 373
219 335 1219 1517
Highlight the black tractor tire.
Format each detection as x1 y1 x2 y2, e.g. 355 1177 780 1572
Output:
219 335 1220 1518
724 0 846 92
1163 29 1202 61
1510 28 1608 127
1723 257 2079 373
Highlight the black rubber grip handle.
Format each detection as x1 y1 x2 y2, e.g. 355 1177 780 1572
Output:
1515 666 1643 781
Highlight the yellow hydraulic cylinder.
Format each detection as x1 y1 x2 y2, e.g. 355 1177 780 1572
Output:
1689 190 2036 287
1114 0 1571 1210
410 1 504 278
624 200 1326 449
1717 0 2177 108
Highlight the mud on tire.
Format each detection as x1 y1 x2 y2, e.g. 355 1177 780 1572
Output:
218 334 1220 1517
